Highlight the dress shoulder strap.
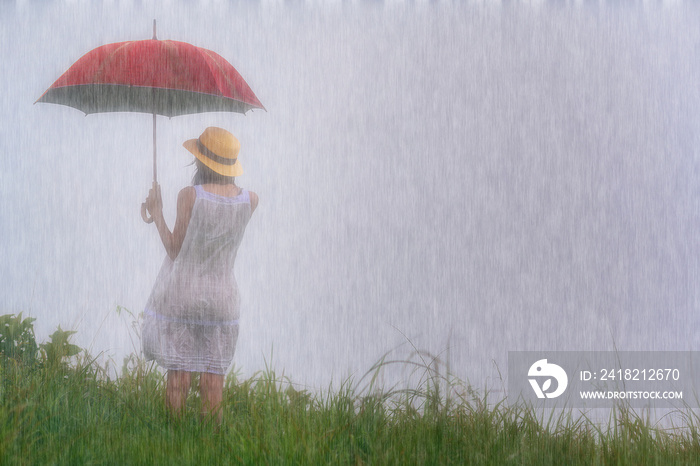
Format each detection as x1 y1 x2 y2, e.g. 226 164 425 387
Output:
239 188 250 203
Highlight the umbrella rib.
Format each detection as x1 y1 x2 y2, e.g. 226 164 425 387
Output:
197 47 263 111
199 48 234 97
95 41 135 85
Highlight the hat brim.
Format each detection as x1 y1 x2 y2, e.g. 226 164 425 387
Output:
183 139 243 177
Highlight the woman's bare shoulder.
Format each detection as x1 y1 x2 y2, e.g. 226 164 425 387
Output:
248 190 259 213
179 186 196 199
177 186 196 209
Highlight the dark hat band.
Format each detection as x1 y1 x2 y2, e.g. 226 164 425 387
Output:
197 139 238 166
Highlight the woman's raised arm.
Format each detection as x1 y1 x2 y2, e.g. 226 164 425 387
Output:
146 185 196 261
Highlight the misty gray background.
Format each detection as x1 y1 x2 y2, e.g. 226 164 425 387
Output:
1 1 699 398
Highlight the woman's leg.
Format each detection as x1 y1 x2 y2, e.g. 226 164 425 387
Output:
200 372 225 423
166 370 192 415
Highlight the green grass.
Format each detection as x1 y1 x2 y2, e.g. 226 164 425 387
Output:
2 315 700 465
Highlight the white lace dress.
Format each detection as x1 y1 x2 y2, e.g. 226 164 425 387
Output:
142 185 251 374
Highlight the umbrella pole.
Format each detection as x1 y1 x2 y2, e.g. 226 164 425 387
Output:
153 111 157 184
151 19 158 183
140 111 157 223
140 20 159 223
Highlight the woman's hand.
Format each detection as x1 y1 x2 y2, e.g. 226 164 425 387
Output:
145 182 164 221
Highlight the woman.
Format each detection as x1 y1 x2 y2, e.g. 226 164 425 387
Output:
142 127 258 422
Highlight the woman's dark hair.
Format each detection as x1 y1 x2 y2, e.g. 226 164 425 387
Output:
192 158 236 185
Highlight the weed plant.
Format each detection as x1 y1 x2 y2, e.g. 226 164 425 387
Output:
2 313 700 464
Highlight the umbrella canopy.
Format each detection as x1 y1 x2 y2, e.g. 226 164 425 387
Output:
37 38 264 116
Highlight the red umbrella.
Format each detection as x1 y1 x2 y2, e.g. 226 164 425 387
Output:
37 22 264 222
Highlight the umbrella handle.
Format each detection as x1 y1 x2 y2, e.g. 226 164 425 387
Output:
141 201 154 224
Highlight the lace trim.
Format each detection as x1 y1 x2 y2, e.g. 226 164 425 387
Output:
194 184 250 205
144 308 240 326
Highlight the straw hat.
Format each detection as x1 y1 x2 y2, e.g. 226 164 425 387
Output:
183 127 242 177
